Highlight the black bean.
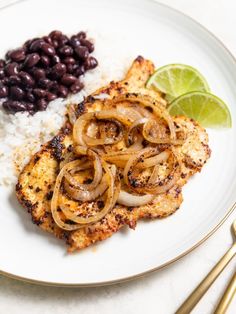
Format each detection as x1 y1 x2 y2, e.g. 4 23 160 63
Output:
19 71 35 87
41 43 55 56
29 39 45 52
26 102 35 110
77 31 86 40
69 36 81 48
23 39 34 51
24 86 33 92
84 56 98 70
59 45 73 56
37 98 48 111
18 63 24 71
74 65 85 76
38 78 53 89
49 81 59 93
80 39 94 53
46 92 57 101
40 55 50 67
61 74 77 86
71 63 79 74
0 84 8 98
51 63 67 79
52 40 59 49
43 36 53 46
25 91 35 103
0 59 6 68
8 48 26 62
5 50 12 60
26 37 39 47
66 63 74 74
51 54 60 64
49 30 62 40
33 88 47 98
10 86 25 100
70 80 84 94
75 46 89 60
1 77 9 85
32 68 46 80
57 35 69 47
5 62 19 76
24 53 40 68
3 100 27 112
8 75 21 85
57 85 68 98
63 57 75 65
0 68 5 79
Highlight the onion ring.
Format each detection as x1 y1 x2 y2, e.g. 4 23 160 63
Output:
106 93 176 142
83 120 123 146
126 118 148 146
64 174 108 202
64 150 102 191
123 147 180 194
143 119 183 145
61 161 115 224
137 150 170 169
117 190 154 207
51 161 116 229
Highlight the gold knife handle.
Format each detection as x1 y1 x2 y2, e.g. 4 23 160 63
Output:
175 243 236 314
214 270 236 314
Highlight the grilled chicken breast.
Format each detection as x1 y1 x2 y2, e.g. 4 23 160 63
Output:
16 56 211 252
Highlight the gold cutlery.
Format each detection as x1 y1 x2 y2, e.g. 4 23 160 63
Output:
176 219 236 314
214 270 236 314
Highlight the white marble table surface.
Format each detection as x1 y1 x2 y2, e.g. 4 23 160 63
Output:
1 0 236 313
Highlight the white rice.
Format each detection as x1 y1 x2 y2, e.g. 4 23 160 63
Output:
0 32 133 186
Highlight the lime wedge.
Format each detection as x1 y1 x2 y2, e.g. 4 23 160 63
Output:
146 64 210 102
168 91 232 128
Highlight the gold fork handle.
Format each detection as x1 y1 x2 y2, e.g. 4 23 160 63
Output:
214 270 236 314
175 243 236 314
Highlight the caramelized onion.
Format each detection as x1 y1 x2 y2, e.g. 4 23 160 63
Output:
126 136 143 152
74 145 88 155
126 118 148 146
73 110 132 147
137 150 170 169
64 150 102 191
124 147 180 194
116 106 143 121
117 190 154 206
64 174 108 202
83 120 123 146
95 110 134 127
104 154 129 168
134 106 155 118
107 93 176 141
103 150 138 168
51 161 116 229
51 162 84 231
143 119 183 145
51 90 186 230
73 112 95 146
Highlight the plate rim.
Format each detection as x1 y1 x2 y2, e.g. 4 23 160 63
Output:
0 0 236 287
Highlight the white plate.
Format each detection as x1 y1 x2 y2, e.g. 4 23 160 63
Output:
1 0 236 286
